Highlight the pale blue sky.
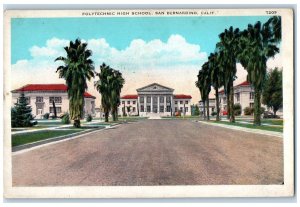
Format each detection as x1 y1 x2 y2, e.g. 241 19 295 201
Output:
11 16 270 64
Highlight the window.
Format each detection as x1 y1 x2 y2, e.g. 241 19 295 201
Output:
127 101 130 104
160 106 164 112
223 97 226 103
166 96 171 103
91 101 95 113
159 96 164 103
122 101 125 104
133 107 136 112
175 107 178 112
235 93 240 102
140 97 144 103
140 105 144 112
180 107 183 112
180 101 183 104
36 96 43 103
166 106 171 112
49 107 62 113
147 105 151 112
250 103 254 108
185 107 188 112
175 101 178 104
133 101 136 104
49 97 62 104
250 92 254 100
185 100 188 104
153 96 158 104
147 96 151 103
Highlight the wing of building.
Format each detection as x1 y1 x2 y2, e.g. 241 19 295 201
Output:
119 83 192 117
198 80 282 116
11 84 96 119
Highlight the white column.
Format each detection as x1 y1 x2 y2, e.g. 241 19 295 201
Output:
150 95 153 112
144 95 146 114
170 95 173 115
164 95 167 113
157 96 160 114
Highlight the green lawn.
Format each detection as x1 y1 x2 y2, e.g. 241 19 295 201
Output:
12 129 84 147
212 121 283 132
235 118 283 126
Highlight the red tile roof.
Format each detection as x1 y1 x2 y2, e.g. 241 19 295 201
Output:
14 84 68 92
218 81 251 94
236 80 251 87
83 92 96 99
121 95 138 99
12 84 96 99
174 94 192 99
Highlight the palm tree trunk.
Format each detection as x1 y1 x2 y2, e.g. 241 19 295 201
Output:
74 119 80 128
112 107 118 121
229 82 235 123
104 110 109 122
215 88 220 121
226 91 230 120
206 98 210 121
203 100 206 120
254 89 262 126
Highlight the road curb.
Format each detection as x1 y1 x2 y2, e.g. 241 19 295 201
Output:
197 120 283 138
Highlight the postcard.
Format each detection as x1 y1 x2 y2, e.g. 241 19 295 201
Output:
3 8 294 198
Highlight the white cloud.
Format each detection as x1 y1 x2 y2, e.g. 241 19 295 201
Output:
11 35 283 105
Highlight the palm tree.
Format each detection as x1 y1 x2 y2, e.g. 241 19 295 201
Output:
209 52 224 121
195 71 206 120
55 38 95 128
238 18 280 125
196 62 211 120
95 63 113 123
110 69 125 121
216 26 240 123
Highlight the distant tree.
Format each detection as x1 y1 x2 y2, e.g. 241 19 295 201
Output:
244 106 254 115
11 93 35 127
194 105 200 116
262 68 283 116
233 103 242 116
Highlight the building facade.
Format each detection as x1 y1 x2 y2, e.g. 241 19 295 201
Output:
12 84 96 119
199 81 265 115
119 83 192 117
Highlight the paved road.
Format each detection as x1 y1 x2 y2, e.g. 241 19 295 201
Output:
12 120 283 186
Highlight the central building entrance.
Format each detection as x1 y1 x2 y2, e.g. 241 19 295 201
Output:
137 83 174 117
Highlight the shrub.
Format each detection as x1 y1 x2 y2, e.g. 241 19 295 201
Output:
244 107 254 115
86 114 93 122
211 111 217 116
43 113 50 119
233 103 242 116
260 107 266 114
61 113 70 124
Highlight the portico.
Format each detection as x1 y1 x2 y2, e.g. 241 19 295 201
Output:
137 83 174 116
119 83 192 117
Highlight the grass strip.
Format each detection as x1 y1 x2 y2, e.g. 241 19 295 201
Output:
212 121 283 132
12 129 84 147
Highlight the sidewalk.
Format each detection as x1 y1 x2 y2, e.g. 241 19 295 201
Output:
197 120 283 138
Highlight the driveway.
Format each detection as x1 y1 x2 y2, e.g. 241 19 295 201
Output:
12 120 283 186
